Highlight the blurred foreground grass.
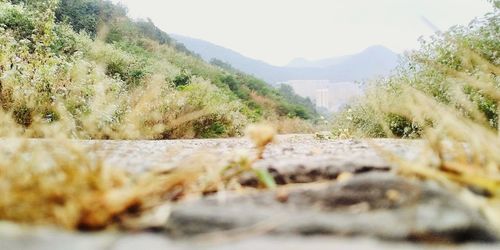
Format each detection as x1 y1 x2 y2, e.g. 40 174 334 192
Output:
333 5 500 233
0 123 277 230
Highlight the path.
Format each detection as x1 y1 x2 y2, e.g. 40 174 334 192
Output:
1 135 498 249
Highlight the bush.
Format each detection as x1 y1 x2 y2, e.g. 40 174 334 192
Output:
0 2 35 39
173 69 192 87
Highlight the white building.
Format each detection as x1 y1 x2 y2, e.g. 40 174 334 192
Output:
281 80 363 112
315 88 329 109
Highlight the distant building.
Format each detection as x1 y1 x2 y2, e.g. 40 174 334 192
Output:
281 80 363 112
315 88 329 109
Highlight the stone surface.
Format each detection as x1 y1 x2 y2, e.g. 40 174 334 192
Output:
1 135 499 249
166 172 497 242
77 135 422 174
1 135 421 173
0 223 118 250
1 223 499 250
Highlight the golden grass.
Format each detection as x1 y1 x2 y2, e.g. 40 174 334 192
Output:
372 51 500 233
0 122 277 230
270 117 319 134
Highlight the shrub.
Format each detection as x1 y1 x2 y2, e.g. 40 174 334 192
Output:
173 69 191 87
0 2 35 39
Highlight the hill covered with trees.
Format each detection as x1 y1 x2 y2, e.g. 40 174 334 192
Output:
0 0 317 139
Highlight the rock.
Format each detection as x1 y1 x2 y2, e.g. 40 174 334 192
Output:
2 226 498 250
109 234 180 250
0 223 117 250
176 235 500 250
165 173 498 243
240 157 392 186
2 136 498 249
242 137 419 186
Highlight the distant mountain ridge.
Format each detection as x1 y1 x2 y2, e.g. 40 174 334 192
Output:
286 55 351 68
171 34 400 84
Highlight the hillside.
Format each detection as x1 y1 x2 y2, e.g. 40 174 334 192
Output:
172 34 399 83
0 0 318 139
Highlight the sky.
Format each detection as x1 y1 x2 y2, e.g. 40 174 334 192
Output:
113 0 494 66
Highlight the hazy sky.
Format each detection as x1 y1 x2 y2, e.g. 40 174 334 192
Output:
113 0 493 66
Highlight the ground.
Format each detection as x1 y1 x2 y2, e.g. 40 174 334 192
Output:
1 135 499 249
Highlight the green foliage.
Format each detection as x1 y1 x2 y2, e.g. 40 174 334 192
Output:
173 69 192 87
210 59 319 120
0 2 35 39
488 0 500 9
54 0 127 36
134 18 172 45
254 168 277 189
56 0 99 35
51 23 92 54
163 81 248 138
277 84 316 119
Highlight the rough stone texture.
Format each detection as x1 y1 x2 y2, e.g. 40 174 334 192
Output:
0 223 117 250
76 135 423 174
166 172 497 242
1 136 499 249
1 135 420 173
1 222 499 250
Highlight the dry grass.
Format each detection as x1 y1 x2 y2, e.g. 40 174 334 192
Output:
269 117 320 134
0 139 139 230
373 51 500 233
0 119 277 230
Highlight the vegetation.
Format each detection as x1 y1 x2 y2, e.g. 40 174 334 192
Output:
210 58 318 120
0 123 277 229
332 3 500 231
0 0 317 140
333 7 499 138
0 0 311 229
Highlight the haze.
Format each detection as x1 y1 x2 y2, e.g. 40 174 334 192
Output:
113 0 493 66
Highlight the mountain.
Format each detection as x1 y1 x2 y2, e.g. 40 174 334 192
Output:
171 34 400 83
312 45 400 81
170 34 284 83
